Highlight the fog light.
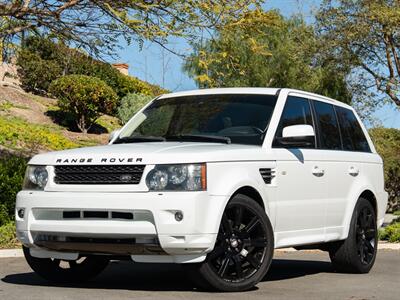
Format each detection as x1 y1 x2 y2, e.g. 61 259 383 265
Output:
175 211 184 222
17 208 25 219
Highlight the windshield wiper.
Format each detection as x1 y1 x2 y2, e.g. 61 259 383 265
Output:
113 136 166 144
166 134 231 144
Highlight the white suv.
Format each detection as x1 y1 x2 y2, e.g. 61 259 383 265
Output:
16 88 388 292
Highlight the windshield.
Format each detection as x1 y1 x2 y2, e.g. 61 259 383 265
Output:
116 94 278 145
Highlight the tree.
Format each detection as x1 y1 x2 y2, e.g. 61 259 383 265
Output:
0 0 262 58
317 0 400 109
117 93 153 124
184 10 352 103
49 75 118 133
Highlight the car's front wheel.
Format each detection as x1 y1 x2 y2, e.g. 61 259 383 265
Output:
329 197 378 273
23 246 109 283
188 194 274 292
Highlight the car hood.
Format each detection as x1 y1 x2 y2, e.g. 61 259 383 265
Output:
29 142 270 165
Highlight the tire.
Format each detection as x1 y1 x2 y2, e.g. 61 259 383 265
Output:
187 194 274 292
23 246 109 283
329 197 378 273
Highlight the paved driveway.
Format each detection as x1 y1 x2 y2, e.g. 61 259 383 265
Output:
1 250 399 300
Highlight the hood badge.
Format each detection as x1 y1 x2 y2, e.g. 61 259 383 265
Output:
56 158 143 163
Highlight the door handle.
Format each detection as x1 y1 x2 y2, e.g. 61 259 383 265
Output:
312 166 325 177
348 166 359 176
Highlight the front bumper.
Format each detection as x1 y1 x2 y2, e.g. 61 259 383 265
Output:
16 190 228 263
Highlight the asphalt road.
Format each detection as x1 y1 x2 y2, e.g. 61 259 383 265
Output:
1 250 399 300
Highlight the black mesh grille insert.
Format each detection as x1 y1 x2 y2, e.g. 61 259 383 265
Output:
54 165 145 185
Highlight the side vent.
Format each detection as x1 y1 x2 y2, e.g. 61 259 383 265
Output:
259 168 275 184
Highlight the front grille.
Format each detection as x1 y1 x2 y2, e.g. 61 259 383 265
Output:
259 168 275 184
54 165 145 185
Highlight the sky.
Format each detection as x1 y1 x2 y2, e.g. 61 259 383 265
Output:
116 0 399 129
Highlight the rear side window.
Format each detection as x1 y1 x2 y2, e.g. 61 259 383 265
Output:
336 106 371 152
273 96 314 147
313 101 341 150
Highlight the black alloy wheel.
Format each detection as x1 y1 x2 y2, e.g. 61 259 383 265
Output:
329 197 378 273
355 205 376 265
187 194 274 292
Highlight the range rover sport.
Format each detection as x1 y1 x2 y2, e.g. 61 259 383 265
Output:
16 88 388 292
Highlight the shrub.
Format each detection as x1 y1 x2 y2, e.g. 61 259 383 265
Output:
50 75 118 133
17 50 62 94
117 93 153 124
379 218 400 243
369 127 400 212
0 222 18 249
17 36 161 99
0 155 27 223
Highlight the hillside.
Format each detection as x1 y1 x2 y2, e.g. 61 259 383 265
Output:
0 85 119 157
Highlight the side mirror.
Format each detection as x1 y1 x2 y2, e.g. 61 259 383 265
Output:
108 129 120 143
277 125 315 147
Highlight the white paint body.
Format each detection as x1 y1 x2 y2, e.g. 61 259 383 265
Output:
16 88 388 263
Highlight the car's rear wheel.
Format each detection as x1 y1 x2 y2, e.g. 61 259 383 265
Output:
329 197 378 273
23 246 109 283
188 194 274 292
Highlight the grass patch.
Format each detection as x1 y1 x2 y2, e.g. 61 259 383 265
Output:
0 222 19 249
379 217 400 243
0 100 29 111
0 115 78 152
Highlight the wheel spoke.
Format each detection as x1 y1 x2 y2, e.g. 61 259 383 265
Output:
233 255 243 277
233 206 243 229
245 254 260 269
365 240 374 252
365 229 376 239
243 216 260 234
208 246 226 261
358 243 365 263
218 257 230 277
244 237 267 248
221 213 233 235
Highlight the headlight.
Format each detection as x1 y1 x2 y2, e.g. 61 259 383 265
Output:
146 163 206 191
23 165 48 190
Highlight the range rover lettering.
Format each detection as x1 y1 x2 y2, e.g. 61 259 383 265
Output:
16 88 388 292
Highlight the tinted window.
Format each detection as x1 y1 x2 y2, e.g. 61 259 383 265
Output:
273 96 314 147
336 106 371 152
313 101 341 150
119 94 278 145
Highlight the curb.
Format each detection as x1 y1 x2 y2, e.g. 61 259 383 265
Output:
1 243 399 258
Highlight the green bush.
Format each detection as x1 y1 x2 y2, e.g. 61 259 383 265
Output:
17 50 62 94
369 128 400 212
379 218 400 243
50 75 118 133
0 155 27 224
0 222 18 249
17 36 161 99
117 93 153 124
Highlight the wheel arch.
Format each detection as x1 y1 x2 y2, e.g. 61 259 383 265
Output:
231 186 266 211
342 187 379 240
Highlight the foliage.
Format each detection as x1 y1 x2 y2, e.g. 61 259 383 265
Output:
0 116 77 152
0 0 262 58
0 221 18 248
379 218 400 243
184 10 351 103
16 36 156 98
117 93 153 124
369 127 400 212
49 75 118 133
0 155 27 224
316 0 400 110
